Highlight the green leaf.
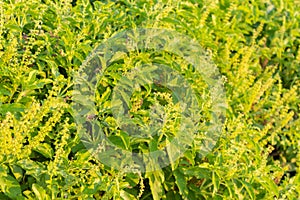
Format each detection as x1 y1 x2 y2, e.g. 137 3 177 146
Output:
33 143 54 158
212 171 220 196
75 150 91 163
0 84 11 96
99 87 111 102
9 165 23 182
0 173 24 200
238 180 255 200
16 159 45 180
119 131 131 150
120 190 137 200
183 151 195 166
124 173 140 187
110 51 127 63
257 176 279 197
5 23 22 32
183 167 211 179
32 184 50 200
108 135 127 149
145 162 165 200
0 103 26 115
174 168 189 200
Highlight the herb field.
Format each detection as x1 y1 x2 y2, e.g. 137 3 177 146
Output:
0 0 299 199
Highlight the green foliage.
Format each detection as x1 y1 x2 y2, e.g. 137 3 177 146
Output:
0 0 299 199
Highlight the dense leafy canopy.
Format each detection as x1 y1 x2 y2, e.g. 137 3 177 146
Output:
0 0 299 199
